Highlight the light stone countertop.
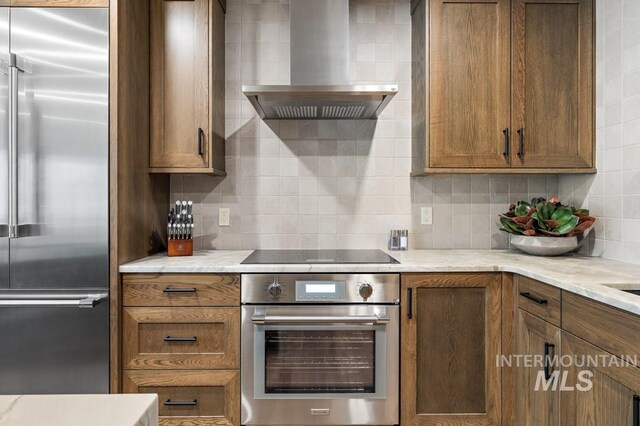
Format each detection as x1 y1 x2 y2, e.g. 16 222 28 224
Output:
0 394 158 426
120 249 640 316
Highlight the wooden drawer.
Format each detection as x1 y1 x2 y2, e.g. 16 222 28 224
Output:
123 274 239 307
517 276 561 326
123 370 239 426
563 292 640 367
123 307 239 369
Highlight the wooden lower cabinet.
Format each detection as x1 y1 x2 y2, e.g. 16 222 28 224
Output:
516 309 561 426
123 274 240 307
123 307 240 370
401 273 502 425
121 274 240 425
561 331 640 425
123 370 240 426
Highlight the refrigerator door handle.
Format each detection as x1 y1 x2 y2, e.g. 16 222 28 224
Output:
0 291 108 308
8 53 23 239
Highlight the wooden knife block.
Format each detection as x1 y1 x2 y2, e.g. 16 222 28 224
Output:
168 239 193 257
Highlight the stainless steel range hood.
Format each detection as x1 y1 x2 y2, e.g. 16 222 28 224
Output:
242 0 398 120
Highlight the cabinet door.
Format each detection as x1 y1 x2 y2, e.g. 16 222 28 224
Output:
429 0 511 169
561 331 640 425
511 0 593 168
401 273 502 425
516 310 561 426
150 0 209 169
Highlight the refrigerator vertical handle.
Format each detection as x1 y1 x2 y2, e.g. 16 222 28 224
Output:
8 53 22 239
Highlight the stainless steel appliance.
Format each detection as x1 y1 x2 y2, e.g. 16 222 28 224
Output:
242 249 399 265
243 0 398 119
241 274 400 425
0 7 109 394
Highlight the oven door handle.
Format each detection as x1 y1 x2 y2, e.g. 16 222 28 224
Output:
251 314 390 325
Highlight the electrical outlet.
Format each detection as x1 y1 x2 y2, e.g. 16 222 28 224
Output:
219 208 230 227
421 207 433 225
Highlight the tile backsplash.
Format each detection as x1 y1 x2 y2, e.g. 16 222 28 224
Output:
559 0 640 264
170 0 560 251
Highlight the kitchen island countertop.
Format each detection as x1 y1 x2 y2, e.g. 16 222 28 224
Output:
120 249 640 316
0 394 158 426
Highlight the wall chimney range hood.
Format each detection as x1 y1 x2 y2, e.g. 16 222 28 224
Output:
242 0 398 120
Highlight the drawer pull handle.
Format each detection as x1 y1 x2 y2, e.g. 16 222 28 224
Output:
163 287 197 293
198 127 204 156
544 342 555 380
164 336 197 342
517 127 525 158
164 399 198 407
519 292 548 305
502 128 510 156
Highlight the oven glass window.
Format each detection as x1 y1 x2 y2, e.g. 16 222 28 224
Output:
264 330 376 394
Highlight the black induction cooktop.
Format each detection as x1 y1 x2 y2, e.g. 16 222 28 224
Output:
241 249 400 264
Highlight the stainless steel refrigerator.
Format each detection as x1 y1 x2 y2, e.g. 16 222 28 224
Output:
0 7 109 394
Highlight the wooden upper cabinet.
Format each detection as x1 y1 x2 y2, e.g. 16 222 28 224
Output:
511 0 594 169
401 273 502 425
150 0 226 175
411 0 595 174
429 0 511 169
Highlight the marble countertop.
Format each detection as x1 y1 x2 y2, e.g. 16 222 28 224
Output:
0 394 158 426
120 249 640 316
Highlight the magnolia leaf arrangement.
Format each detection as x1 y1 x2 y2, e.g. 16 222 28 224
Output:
499 197 596 237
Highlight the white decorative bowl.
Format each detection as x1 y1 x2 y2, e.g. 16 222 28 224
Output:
509 226 593 256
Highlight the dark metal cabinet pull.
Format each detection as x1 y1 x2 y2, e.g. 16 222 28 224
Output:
198 127 204 156
163 287 197 293
407 287 413 319
634 394 639 426
544 342 555 380
517 128 524 158
502 128 510 156
164 399 198 407
519 291 548 305
164 336 197 342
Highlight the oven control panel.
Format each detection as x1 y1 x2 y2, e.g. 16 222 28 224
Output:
295 280 347 301
241 274 400 304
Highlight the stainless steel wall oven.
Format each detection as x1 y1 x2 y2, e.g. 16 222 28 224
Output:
241 274 399 426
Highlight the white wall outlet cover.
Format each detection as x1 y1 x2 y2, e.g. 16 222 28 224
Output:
219 208 230 227
421 207 433 225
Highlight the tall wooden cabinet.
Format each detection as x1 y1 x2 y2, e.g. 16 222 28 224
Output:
401 273 502 425
150 0 226 175
411 0 594 174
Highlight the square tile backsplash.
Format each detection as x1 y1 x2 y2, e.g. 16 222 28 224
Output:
170 0 561 251
559 0 640 265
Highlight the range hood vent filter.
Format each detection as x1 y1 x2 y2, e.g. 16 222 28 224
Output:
274 105 318 119
271 103 370 119
323 104 367 119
